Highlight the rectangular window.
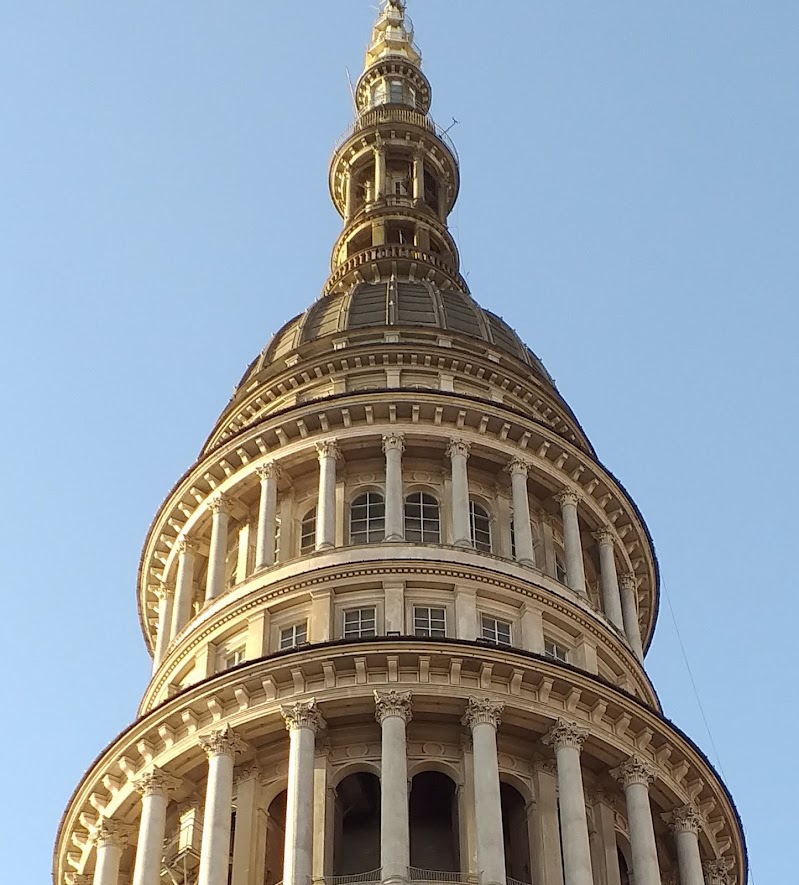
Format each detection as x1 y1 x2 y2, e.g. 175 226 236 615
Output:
343 607 377 639
220 645 246 671
279 622 308 650
389 80 404 104
544 639 569 663
481 615 512 646
414 606 447 638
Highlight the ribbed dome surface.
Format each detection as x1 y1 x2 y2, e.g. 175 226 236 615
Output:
239 281 553 390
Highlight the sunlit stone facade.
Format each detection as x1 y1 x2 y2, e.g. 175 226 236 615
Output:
55 4 746 885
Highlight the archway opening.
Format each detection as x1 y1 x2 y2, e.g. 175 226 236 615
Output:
264 791 286 885
409 771 460 872
501 783 531 883
618 846 631 885
333 772 382 875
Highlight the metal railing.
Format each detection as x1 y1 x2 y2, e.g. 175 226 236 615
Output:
409 870 468 884
333 106 459 165
324 871 382 885
507 878 532 885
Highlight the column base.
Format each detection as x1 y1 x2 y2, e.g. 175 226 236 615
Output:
381 876 409 885
384 533 405 542
454 538 474 548
517 557 536 567
315 542 335 551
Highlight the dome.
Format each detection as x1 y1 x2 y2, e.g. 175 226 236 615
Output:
237 281 554 392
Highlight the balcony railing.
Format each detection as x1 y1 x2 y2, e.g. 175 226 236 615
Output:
333 106 459 165
409 870 472 884
324 871 382 885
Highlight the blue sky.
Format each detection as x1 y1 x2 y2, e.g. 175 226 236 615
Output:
1 3 795 881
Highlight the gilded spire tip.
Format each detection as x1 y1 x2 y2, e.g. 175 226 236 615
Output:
365 0 421 71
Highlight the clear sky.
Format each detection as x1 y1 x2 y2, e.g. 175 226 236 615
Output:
1 2 795 881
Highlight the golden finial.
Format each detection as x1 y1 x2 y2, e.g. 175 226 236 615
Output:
365 0 422 70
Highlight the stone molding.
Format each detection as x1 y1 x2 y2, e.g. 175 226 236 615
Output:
281 699 326 733
612 754 656 788
133 766 181 799
461 696 504 729
543 718 588 751
662 803 703 835
374 689 413 724
382 433 406 454
198 724 249 760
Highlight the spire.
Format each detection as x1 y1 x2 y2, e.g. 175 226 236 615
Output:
365 0 421 69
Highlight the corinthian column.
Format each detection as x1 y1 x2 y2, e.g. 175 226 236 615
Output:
611 756 661 885
383 434 406 542
153 582 175 670
315 441 341 550
171 538 198 639
447 438 472 547
255 463 281 569
90 819 131 885
375 690 413 883
508 458 535 566
555 491 586 594
619 573 645 661
132 768 181 885
197 725 250 885
463 697 506 885
206 494 232 602
282 700 326 885
543 719 593 885
702 860 733 885
592 530 624 631
662 805 705 885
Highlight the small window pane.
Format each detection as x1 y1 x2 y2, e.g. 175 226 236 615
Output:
544 639 569 663
350 492 385 545
279 622 308 650
300 508 317 554
470 501 492 552
555 554 568 584
481 615 512 646
221 646 245 671
414 606 446 638
389 80 404 104
344 607 377 639
405 493 441 543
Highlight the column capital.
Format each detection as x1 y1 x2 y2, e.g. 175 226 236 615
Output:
619 572 638 591
207 493 233 515
133 766 182 799
461 696 504 729
507 457 531 478
177 536 199 556
446 437 471 460
592 528 615 547
255 461 283 483
198 724 249 760
90 817 132 849
234 761 261 786
316 439 342 461
531 752 558 776
662 803 703 835
555 489 582 508
374 688 413 724
703 859 734 885
65 876 93 885
155 581 174 601
281 698 326 733
542 718 588 751
611 754 656 788
382 433 406 454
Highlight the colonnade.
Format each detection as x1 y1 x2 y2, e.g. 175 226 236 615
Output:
83 708 724 885
154 435 645 666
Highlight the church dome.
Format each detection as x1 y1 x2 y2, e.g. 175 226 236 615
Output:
236 280 554 393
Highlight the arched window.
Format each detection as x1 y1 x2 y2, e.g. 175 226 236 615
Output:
405 492 441 543
469 501 492 552
300 507 316 555
350 492 385 544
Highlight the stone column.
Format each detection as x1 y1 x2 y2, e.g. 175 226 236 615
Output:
413 152 424 203
662 806 705 885
508 458 535 566
611 756 661 885
281 700 326 885
231 763 261 885
344 166 355 221
555 491 587 594
447 438 472 547
171 538 198 639
315 441 341 551
132 768 181 885
619 573 645 661
543 720 593 885
255 463 281 570
592 530 624 631
153 582 175 670
462 697 506 885
375 690 413 883
375 140 386 200
206 494 232 602
383 434 406 542
197 725 249 885
702 860 733 885
91 819 131 885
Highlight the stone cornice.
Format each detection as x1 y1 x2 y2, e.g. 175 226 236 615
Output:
53 642 744 885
